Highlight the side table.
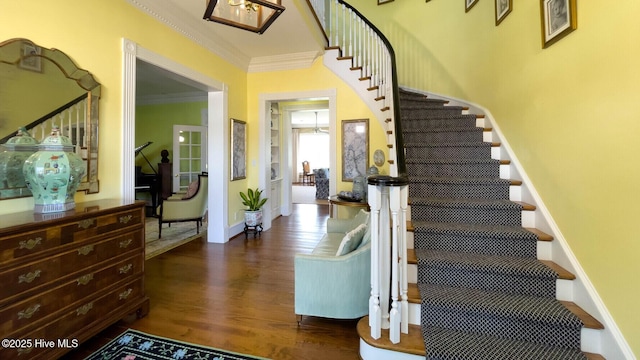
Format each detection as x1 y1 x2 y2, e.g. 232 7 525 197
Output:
328 195 370 218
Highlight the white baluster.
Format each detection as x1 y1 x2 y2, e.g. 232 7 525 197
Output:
399 184 409 334
389 185 401 343
380 186 391 330
368 183 382 339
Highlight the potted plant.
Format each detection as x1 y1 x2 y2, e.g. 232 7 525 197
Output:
240 187 268 226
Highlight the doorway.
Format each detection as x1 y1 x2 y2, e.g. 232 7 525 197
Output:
291 108 330 204
122 39 229 243
259 90 337 231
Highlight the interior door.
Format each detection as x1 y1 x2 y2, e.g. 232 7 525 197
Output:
173 125 207 193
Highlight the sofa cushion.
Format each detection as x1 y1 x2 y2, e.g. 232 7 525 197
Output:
336 223 367 256
311 233 344 255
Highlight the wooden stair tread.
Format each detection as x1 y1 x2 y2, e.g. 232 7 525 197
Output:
540 260 576 280
525 227 553 241
337 56 352 61
360 76 371 81
358 315 603 359
513 201 536 211
409 281 602 330
560 301 605 329
357 316 425 356
368 86 379 91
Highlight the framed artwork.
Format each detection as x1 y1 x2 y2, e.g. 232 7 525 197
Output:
378 0 394 4
18 42 42 72
230 118 246 181
465 0 479 12
495 0 512 25
341 119 369 182
540 0 577 48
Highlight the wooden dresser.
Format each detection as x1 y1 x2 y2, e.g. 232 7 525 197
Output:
0 199 149 359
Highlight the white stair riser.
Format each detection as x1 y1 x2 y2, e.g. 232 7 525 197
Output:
360 339 423 360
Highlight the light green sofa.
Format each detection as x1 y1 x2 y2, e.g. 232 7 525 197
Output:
294 209 371 320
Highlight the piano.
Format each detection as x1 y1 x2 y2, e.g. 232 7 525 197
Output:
134 142 159 215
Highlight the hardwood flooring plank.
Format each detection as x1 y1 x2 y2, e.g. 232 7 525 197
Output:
61 203 361 360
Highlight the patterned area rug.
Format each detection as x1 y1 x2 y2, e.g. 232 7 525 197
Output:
145 217 206 260
84 329 269 360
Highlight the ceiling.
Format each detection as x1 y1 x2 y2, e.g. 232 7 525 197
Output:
129 0 326 99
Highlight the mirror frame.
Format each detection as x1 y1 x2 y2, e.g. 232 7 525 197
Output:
0 38 101 197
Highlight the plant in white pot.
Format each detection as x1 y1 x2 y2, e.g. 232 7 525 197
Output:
240 187 268 226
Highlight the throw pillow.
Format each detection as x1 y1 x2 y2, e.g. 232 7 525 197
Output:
182 180 199 199
336 223 367 256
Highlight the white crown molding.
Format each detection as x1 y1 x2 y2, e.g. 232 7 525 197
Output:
248 50 321 73
126 0 251 71
136 91 208 106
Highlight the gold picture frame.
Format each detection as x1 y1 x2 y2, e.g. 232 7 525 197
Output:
465 0 479 12
230 118 247 181
341 119 369 182
540 0 577 48
495 0 512 26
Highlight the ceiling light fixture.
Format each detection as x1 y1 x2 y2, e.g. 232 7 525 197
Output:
203 0 285 34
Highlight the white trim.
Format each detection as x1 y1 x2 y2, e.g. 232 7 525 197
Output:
248 51 322 73
122 38 230 244
125 0 250 70
258 89 337 228
401 86 634 360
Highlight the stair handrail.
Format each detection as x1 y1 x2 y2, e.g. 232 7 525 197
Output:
306 0 406 177
306 0 411 345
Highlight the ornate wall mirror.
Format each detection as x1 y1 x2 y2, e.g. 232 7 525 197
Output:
0 38 101 199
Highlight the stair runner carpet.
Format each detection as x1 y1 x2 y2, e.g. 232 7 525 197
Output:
399 89 588 359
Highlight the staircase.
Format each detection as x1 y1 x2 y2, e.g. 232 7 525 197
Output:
358 90 606 359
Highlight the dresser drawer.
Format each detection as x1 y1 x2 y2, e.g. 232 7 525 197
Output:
0 230 143 304
0 255 143 335
0 207 143 266
0 277 145 360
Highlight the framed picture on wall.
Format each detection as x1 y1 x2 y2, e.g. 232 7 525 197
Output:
341 119 369 182
495 0 512 25
230 118 246 181
18 42 42 73
465 0 479 12
540 0 577 48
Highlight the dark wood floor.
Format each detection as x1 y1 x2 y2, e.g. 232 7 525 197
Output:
62 203 361 360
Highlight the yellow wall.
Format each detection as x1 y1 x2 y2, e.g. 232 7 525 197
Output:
354 0 640 354
135 101 207 172
0 0 247 214
240 58 387 220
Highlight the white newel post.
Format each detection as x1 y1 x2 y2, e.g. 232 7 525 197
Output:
368 183 382 339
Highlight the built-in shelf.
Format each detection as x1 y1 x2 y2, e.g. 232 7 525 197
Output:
270 103 282 219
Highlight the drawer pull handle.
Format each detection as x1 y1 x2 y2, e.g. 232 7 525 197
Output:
119 239 133 248
78 219 95 229
119 263 133 274
77 273 94 285
19 237 42 250
18 304 41 319
76 302 93 316
18 270 41 284
119 288 133 300
120 215 133 224
77 244 95 255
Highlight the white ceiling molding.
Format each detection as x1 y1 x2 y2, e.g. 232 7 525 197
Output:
248 50 322 73
126 0 251 71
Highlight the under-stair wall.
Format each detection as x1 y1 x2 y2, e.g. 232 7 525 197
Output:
401 87 632 360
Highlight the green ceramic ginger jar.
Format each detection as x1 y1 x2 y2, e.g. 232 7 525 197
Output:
0 127 38 197
23 126 86 213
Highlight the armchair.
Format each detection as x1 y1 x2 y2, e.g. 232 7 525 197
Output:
156 173 208 238
314 168 330 200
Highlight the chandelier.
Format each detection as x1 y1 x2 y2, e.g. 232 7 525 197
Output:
203 0 285 34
